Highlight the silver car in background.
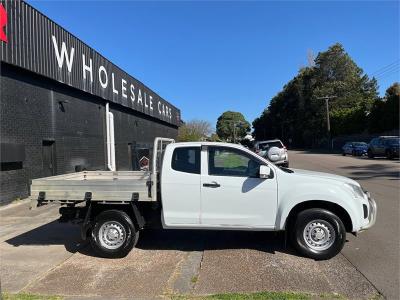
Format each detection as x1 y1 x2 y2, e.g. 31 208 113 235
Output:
253 139 289 167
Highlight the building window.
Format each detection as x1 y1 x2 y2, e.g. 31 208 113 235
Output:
0 162 23 171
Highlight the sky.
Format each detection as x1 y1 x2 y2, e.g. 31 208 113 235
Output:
29 0 399 129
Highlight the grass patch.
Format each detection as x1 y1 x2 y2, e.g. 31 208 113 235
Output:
191 276 198 284
204 291 311 300
171 292 332 300
2 293 63 300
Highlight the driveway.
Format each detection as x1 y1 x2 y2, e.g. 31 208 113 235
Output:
289 150 399 299
2 151 394 299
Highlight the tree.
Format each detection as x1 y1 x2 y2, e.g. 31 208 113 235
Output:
177 119 212 142
368 82 400 133
216 111 251 142
209 133 221 142
253 43 379 148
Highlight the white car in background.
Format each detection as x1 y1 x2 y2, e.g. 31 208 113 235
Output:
254 139 289 167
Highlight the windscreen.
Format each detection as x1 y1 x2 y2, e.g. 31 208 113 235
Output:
259 141 283 150
385 138 400 145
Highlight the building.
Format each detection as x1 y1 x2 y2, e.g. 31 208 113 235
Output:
0 0 180 204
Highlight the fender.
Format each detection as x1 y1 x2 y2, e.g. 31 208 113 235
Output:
275 182 361 231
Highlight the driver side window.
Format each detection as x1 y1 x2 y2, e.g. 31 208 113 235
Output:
208 147 261 177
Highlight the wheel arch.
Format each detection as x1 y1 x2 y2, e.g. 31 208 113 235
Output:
284 200 353 233
82 203 146 240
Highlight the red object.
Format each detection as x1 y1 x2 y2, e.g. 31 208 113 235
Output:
0 4 7 43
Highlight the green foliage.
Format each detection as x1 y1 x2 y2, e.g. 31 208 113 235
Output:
2 293 63 300
216 111 251 142
209 133 222 142
170 291 345 300
368 82 399 133
253 43 380 148
178 119 212 142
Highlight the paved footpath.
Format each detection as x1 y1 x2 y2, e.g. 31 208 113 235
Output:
2 151 396 299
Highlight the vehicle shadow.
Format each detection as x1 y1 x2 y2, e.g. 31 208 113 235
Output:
339 163 400 180
5 220 83 254
5 221 298 258
80 228 298 257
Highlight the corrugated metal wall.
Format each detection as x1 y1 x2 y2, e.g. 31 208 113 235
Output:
0 0 180 126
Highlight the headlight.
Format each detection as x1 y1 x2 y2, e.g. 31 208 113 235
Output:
344 183 365 199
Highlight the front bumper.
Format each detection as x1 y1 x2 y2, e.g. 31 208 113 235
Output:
360 192 377 231
356 149 367 155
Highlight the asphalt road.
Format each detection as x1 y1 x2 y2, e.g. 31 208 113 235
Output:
289 150 400 300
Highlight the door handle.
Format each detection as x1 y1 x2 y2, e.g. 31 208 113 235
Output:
203 182 221 188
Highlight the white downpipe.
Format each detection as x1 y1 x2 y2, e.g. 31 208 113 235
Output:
109 112 116 171
105 103 116 171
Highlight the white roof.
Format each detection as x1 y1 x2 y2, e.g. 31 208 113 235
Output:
255 139 282 144
172 141 246 149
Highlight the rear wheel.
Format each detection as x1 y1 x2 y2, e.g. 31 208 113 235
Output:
386 150 393 160
352 150 356 156
90 210 139 258
342 152 346 156
290 208 346 260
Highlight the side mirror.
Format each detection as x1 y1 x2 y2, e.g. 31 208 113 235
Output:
259 165 272 179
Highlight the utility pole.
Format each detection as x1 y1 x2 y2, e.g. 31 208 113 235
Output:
231 121 244 143
233 123 236 143
317 96 337 149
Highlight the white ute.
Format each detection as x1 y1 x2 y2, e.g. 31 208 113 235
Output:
31 138 377 260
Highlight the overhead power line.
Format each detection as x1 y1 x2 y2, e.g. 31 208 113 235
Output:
375 69 400 81
370 60 399 77
373 65 399 78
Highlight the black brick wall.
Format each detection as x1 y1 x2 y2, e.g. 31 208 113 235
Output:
0 63 178 204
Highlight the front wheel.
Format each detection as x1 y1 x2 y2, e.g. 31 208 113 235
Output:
290 208 346 260
90 210 139 258
367 149 374 158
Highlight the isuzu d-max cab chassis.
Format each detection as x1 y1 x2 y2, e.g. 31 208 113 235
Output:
31 138 376 260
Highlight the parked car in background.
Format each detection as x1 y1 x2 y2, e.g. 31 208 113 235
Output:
254 139 289 167
342 142 368 156
368 136 400 159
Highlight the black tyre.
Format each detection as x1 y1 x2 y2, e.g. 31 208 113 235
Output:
386 150 393 160
367 149 374 158
342 152 346 156
90 210 139 258
290 208 346 260
352 150 356 156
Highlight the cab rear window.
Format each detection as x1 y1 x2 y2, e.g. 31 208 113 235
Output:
171 147 200 174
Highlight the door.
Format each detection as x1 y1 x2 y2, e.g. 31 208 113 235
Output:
376 139 386 155
42 140 56 177
161 146 201 226
201 146 278 228
344 143 352 154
